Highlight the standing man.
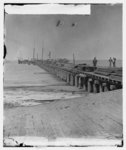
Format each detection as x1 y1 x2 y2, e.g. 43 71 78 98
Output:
109 57 113 67
113 57 116 67
93 57 97 67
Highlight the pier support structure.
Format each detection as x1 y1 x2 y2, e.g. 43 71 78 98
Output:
28 61 122 93
93 80 100 93
88 78 94 92
75 75 79 87
70 74 75 86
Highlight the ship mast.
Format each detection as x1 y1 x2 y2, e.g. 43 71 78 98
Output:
73 53 75 66
33 40 35 60
42 40 44 62
37 53 38 60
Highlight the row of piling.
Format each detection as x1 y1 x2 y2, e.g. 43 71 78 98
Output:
38 62 122 93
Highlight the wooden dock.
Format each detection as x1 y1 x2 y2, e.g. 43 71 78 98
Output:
24 59 122 93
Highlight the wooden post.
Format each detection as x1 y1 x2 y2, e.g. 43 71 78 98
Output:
81 77 84 88
99 82 104 92
78 76 81 89
116 83 122 89
85 77 88 91
69 74 72 85
75 75 78 87
64 71 67 81
88 78 93 92
73 75 75 86
83 76 86 91
93 80 100 93
106 82 110 91
110 84 116 90
58 70 59 78
102 82 108 92
67 73 70 83
61 70 63 80
64 71 66 81
77 75 79 87
70 74 75 86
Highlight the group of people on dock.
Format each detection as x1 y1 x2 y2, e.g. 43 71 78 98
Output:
93 57 117 67
109 57 116 67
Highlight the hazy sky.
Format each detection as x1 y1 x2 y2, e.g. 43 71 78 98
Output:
5 4 122 60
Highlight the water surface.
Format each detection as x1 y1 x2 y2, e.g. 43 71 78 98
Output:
4 61 82 107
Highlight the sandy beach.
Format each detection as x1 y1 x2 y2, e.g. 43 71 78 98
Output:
3 89 122 146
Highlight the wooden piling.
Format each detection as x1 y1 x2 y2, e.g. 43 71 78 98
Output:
75 75 78 87
88 78 93 92
64 71 67 81
70 74 75 86
66 73 69 83
34 61 122 93
83 76 86 91
101 83 106 92
110 84 116 90
78 76 82 89
93 80 100 93
84 76 88 91
81 77 84 88
103 83 109 92
99 82 104 92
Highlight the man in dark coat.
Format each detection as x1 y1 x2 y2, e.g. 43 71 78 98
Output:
109 57 113 67
113 57 116 67
93 57 97 67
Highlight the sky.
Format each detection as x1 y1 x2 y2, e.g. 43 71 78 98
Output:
5 4 122 60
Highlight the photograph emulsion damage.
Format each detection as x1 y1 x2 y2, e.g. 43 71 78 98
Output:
3 3 123 147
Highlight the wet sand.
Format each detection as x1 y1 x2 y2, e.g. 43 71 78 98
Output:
4 84 87 108
3 89 122 146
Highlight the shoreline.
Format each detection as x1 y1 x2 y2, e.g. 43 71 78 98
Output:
4 84 88 108
4 89 122 146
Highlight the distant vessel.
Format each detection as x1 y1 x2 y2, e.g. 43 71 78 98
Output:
18 39 45 65
18 59 22 64
18 58 31 65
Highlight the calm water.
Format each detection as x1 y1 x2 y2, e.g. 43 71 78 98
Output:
4 61 82 107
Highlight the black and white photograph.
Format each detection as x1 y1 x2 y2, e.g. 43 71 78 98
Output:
1 0 124 148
